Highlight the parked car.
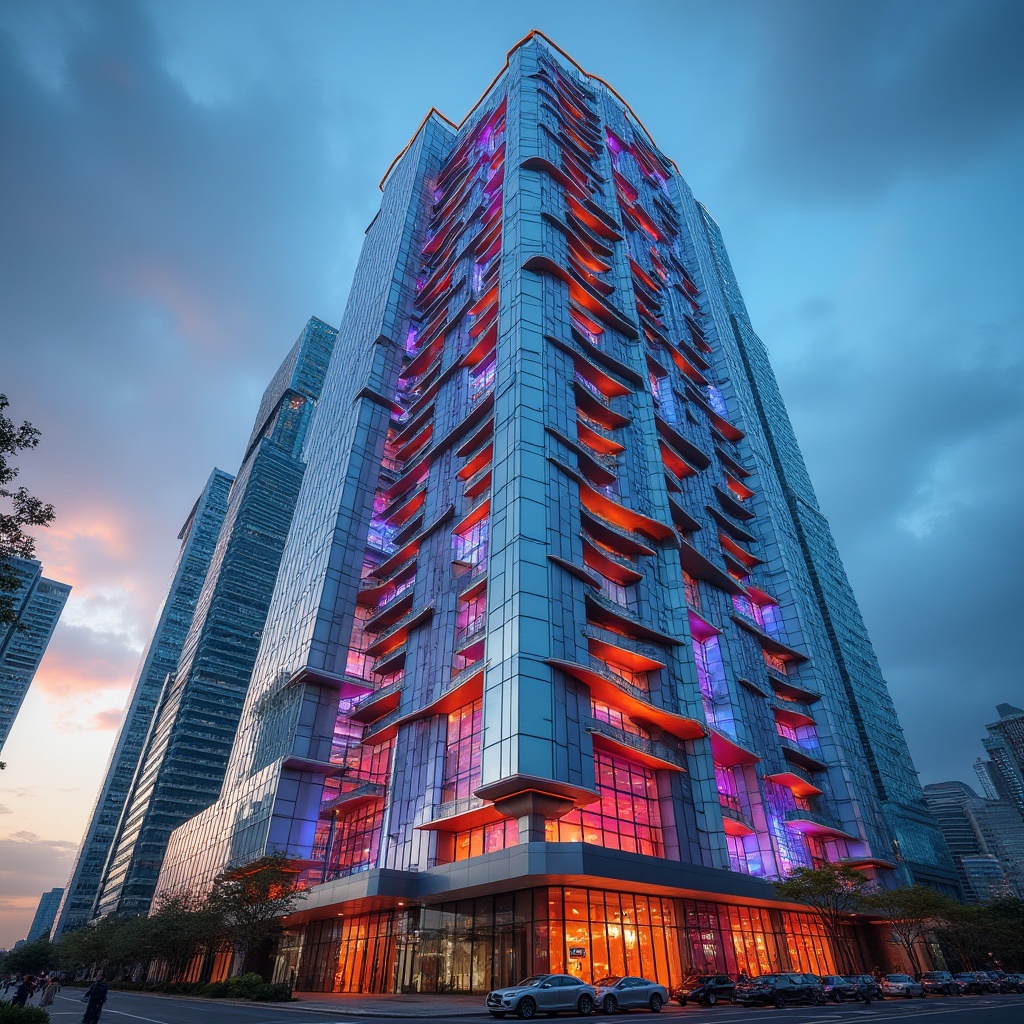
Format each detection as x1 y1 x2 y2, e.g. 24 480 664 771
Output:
842 975 882 1001
880 974 924 998
820 975 860 1001
986 970 1022 993
485 975 597 1019
921 971 961 995
953 972 984 994
971 971 1000 993
672 974 735 1006
592 976 667 1014
734 973 824 1008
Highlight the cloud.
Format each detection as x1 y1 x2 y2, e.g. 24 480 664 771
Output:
738 0 1024 199
0 832 77 899
87 708 125 732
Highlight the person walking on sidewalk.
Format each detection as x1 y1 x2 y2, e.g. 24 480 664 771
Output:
81 975 108 1024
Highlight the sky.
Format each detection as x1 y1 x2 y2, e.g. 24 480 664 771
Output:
0 0 1022 948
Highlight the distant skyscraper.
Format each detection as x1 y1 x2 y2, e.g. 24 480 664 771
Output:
51 469 233 938
0 557 70 751
25 887 63 943
87 317 337 922
154 35 957 990
924 780 1024 901
979 704 1024 815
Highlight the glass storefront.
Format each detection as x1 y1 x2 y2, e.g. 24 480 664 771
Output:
279 884 836 993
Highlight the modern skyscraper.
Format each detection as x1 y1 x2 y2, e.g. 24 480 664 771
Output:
924 781 1024 901
25 887 64 943
0 557 70 751
51 469 233 938
978 704 1024 815
154 35 956 990
88 316 337 921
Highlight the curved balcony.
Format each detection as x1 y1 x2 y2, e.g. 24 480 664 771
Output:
547 657 705 742
714 485 755 523
371 643 407 677
779 736 827 773
587 717 686 771
364 604 433 659
416 793 502 832
361 706 403 746
784 806 858 841
654 416 712 471
679 538 744 595
732 614 809 663
359 557 417 602
364 589 416 635
580 507 656 558
710 728 760 767
769 696 816 729
762 765 822 798
720 803 756 837
584 590 679 646
320 782 386 817
769 673 821 704
350 680 403 725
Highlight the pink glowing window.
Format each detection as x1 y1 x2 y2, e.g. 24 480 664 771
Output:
453 518 489 567
591 700 648 740
470 358 496 402
547 751 663 857
345 604 374 679
683 572 701 610
446 819 518 863
442 698 483 802
328 800 384 878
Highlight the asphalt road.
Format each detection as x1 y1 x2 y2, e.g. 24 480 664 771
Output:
36 989 1024 1024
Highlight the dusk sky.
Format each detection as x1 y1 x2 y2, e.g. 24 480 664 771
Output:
1 0 1022 948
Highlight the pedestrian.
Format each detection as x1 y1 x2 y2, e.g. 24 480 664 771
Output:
39 974 60 1008
81 974 108 1024
12 976 30 1007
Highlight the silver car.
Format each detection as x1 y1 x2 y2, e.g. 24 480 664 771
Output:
485 974 597 1019
592 975 668 1013
880 974 924 998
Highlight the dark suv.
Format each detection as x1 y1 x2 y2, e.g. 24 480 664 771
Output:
673 974 735 1006
734 973 824 1008
820 975 859 1002
843 975 882 1001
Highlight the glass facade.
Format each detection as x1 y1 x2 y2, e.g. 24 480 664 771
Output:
279 885 834 994
52 469 231 937
0 557 70 751
85 317 337 921
146 33 955 988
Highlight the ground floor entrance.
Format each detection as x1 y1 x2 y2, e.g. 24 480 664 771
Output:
275 884 841 994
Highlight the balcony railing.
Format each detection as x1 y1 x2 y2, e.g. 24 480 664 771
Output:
431 794 487 821
587 716 686 769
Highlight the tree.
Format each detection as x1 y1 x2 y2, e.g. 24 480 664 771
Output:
0 936 55 976
147 889 223 982
863 884 947 975
932 898 986 971
207 854 306 977
774 864 871 973
1 393 56 626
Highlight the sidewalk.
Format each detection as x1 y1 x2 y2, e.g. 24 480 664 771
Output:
291 991 484 1017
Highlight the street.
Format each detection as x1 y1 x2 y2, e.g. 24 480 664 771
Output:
36 989 1024 1024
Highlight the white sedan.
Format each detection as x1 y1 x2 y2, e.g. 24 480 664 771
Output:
880 974 924 998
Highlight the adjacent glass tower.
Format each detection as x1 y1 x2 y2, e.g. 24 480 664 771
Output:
51 468 233 937
0 557 70 751
154 35 956 990
71 317 337 924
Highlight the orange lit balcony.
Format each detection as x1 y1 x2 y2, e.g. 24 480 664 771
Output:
320 782 386 817
547 658 705 743
588 717 686 771
679 539 744 595
350 680 403 725
710 728 760 767
720 803 756 837
770 696 816 729
583 539 643 587
763 767 822 799
364 605 433 659
363 589 416 635
784 806 857 841
417 794 503 832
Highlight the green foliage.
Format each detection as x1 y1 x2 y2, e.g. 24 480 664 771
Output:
252 982 292 1002
0 937 55 976
207 854 306 969
863 884 949 974
774 864 872 972
0 393 56 628
0 1003 50 1024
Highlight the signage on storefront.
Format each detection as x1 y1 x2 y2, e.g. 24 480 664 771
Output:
569 947 586 958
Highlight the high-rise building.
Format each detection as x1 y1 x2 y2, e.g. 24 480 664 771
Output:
88 317 337 921
51 469 233 938
924 781 1024 901
979 704 1024 815
25 887 64 943
154 35 956 991
0 557 70 751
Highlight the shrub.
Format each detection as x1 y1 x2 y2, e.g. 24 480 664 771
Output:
226 973 263 999
0 1003 51 1023
252 982 292 1002
199 981 231 998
